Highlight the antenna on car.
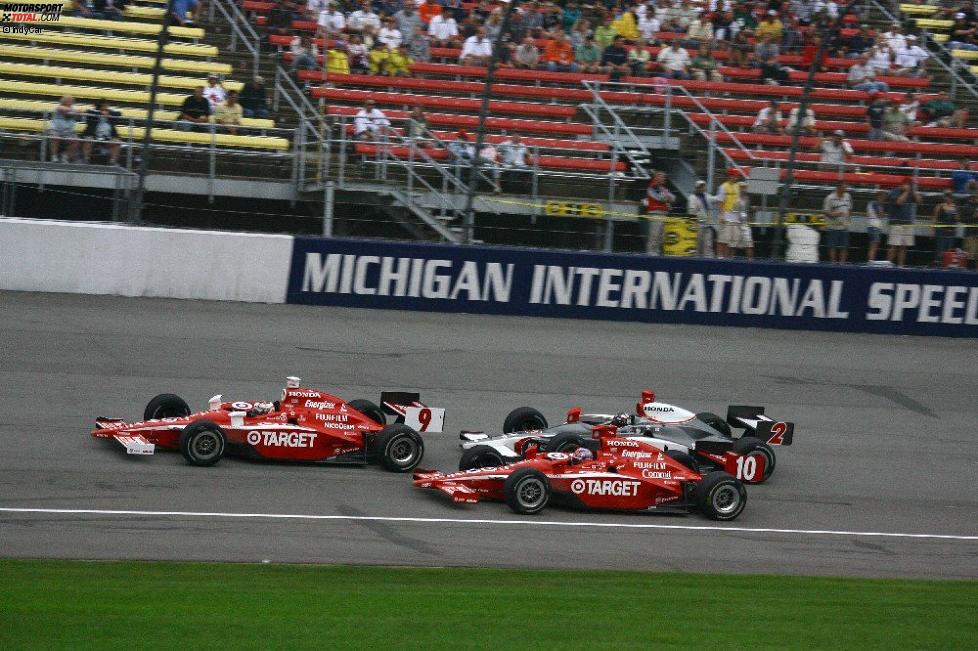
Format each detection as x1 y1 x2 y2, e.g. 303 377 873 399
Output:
286 376 301 388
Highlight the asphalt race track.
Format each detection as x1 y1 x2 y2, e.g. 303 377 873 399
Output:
1 291 976 579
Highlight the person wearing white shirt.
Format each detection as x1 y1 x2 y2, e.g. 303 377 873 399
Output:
868 45 893 73
753 100 783 134
656 39 691 78
428 7 459 47
882 24 907 52
894 36 928 76
500 134 529 168
306 0 327 19
318 7 345 36
638 13 660 40
202 74 226 110
348 3 381 34
354 99 392 141
460 28 492 66
378 17 403 48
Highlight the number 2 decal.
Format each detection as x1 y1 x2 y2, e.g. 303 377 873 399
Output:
734 455 757 481
416 407 432 432
768 421 787 445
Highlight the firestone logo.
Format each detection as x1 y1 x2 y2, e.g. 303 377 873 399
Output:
570 479 640 497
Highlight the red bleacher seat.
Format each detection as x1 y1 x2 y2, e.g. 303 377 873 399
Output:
313 87 577 119
353 143 626 173
327 105 593 136
686 113 978 141
714 132 978 157
724 149 978 171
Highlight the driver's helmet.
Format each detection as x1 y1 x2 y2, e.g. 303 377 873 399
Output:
571 447 594 463
611 413 631 427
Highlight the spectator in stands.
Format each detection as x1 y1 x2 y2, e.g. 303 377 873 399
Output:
628 39 653 76
685 9 714 45
801 34 827 73
500 133 529 170
429 7 461 48
178 87 211 132
638 6 661 41
868 42 893 74
961 193 978 269
385 44 413 76
753 100 783 134
756 35 788 84
542 31 576 72
655 38 691 79
575 35 602 72
348 35 370 73
240 77 270 120
689 45 722 82
920 92 969 129
786 105 816 136
893 35 929 77
867 96 886 141
732 1 758 35
417 0 440 26
822 181 853 263
717 171 753 260
354 99 392 141
92 0 125 21
79 100 121 166
818 130 854 170
378 17 404 49
882 23 907 52
460 27 493 66
514 36 540 69
69 0 91 17
611 7 639 41
394 4 422 41
598 36 628 81
887 178 921 267
866 189 887 263
203 74 227 111
790 0 814 25
407 106 428 145
688 179 719 257
844 24 874 57
561 1 581 33
348 0 381 35
305 0 327 21
170 0 201 27
594 15 618 50
755 10 784 42
899 92 920 125
727 31 754 68
933 190 961 264
847 54 889 93
448 131 475 180
948 13 978 51
781 17 804 53
713 9 735 42
477 142 502 192
317 2 345 39
369 42 390 74
290 35 319 72
48 95 80 163
405 27 430 63
268 0 298 37
215 90 243 136
952 160 978 197
642 171 675 256
882 100 911 141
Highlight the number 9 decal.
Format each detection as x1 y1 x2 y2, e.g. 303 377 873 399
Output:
417 407 432 432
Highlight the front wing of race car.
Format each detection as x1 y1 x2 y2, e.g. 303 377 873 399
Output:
413 470 482 503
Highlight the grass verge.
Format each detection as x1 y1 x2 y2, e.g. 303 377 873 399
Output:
0 560 975 649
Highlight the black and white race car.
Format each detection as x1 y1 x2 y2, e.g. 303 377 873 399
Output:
458 390 794 484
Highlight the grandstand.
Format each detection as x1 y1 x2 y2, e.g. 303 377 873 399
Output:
0 0 976 259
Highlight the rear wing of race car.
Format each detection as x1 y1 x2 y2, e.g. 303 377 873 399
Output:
726 406 794 446
380 392 446 433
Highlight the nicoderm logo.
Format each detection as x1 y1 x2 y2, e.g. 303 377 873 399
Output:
1 2 62 33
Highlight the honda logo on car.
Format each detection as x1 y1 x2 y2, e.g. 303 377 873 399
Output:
304 400 336 410
570 478 640 496
290 390 321 398
246 431 318 447
605 439 639 448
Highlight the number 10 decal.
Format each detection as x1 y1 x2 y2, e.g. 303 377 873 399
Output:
734 455 757 481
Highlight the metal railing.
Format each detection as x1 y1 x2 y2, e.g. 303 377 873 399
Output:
210 0 262 74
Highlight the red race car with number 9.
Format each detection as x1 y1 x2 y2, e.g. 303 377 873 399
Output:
415 423 755 520
91 376 445 472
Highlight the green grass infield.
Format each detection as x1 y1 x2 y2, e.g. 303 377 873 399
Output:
0 560 975 649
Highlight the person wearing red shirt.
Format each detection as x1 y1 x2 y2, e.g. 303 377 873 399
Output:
417 0 440 25
800 34 826 72
541 32 576 72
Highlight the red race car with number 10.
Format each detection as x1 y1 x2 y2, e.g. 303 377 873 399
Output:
92 376 445 472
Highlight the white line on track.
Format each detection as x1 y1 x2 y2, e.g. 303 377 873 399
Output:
2 507 977 542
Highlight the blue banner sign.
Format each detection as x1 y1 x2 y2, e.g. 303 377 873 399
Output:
287 237 978 337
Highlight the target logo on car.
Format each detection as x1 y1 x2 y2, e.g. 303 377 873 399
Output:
570 478 640 497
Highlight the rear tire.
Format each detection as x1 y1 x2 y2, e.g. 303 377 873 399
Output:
374 424 424 472
732 436 776 482
665 450 699 474
504 468 550 515
503 407 548 434
179 421 225 467
695 412 731 437
545 432 587 453
348 399 386 426
458 446 508 470
694 472 746 521
144 393 191 421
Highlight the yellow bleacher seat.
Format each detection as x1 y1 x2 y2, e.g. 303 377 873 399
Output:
0 98 276 129
932 33 949 43
0 62 244 92
972 65 978 75
0 116 289 151
0 78 189 106
124 5 167 19
914 18 953 30
0 45 232 75
952 49 978 60
899 3 938 15
1 30 218 57
48 16 204 40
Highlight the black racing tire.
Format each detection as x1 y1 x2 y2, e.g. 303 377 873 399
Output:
732 436 776 482
695 412 732 437
665 450 699 474
693 472 747 521
458 445 509 471
504 468 550 515
179 421 226 467
374 424 424 472
348 399 386 426
545 432 587 453
502 407 548 434
144 393 191 421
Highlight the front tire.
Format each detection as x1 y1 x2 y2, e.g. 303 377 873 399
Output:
694 472 746 521
459 445 509 470
374 424 424 472
504 468 550 515
732 436 776 482
503 407 548 434
179 421 225 467
144 393 191 421
348 399 386 426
